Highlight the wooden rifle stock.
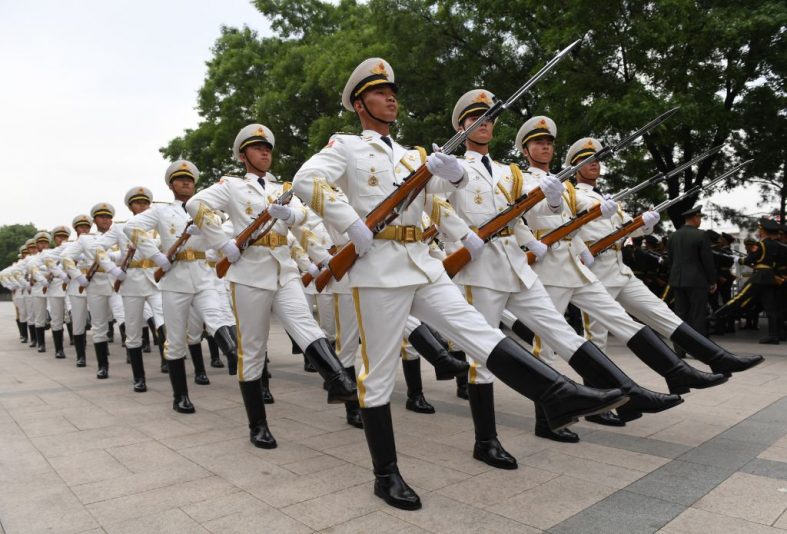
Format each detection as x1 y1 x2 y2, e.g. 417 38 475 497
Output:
588 215 645 256
526 205 603 264
443 187 547 277
314 266 334 292
79 259 100 294
421 225 438 242
154 223 193 282
301 271 314 287
113 246 136 292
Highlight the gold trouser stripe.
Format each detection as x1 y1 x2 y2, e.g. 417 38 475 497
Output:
741 297 752 309
582 311 593 341
352 288 369 407
333 294 342 353
660 284 671 301
464 286 478 384
533 335 542 358
230 282 244 381
728 283 751 304
400 339 408 360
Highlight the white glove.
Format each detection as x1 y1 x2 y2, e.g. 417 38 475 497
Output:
268 204 294 223
221 241 241 264
641 210 660 229
600 194 618 219
58 272 69 282
76 275 89 287
307 263 321 277
346 219 374 257
151 252 172 272
580 250 595 266
539 174 565 207
186 225 201 236
525 239 548 261
462 232 485 260
427 144 464 185
109 267 126 281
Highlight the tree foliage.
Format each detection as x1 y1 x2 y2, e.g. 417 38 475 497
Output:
162 0 787 227
0 224 37 270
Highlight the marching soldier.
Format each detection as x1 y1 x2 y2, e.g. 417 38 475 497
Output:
23 239 39 347
29 232 53 353
292 58 626 510
41 226 73 358
185 124 357 449
123 160 238 413
563 137 762 386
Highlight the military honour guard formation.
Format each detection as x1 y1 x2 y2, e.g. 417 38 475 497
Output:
3 48 785 512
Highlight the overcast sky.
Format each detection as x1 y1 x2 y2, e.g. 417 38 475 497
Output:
0 1 773 234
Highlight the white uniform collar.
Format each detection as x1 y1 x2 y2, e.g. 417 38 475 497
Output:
576 182 594 191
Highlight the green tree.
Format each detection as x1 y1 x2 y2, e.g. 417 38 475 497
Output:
0 223 37 270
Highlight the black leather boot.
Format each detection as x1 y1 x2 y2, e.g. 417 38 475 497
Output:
168 358 195 413
344 366 363 428
74 333 87 367
53 329 66 359
157 325 168 373
468 383 517 469
141 326 151 353
407 325 470 380
500 319 535 344
214 326 237 376
303 355 316 372
95 341 109 379
239 378 277 448
670 323 764 375
627 327 728 395
36 327 46 353
261 356 274 404
119 322 126 348
568 341 684 423
18 320 28 343
303 338 357 404
585 412 627 426
206 335 224 368
188 343 210 385
289 331 303 354
486 338 628 431
66 321 73 345
128 347 147 392
455 369 469 400
534 404 579 442
28 324 37 347
107 320 115 343
402 359 435 414
361 404 421 510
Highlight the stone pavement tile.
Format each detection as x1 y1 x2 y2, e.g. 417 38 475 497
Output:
296 428 363 452
0 436 52 482
721 419 787 446
487 475 618 530
61 406 119 430
72 461 211 504
742 459 787 481
660 507 785 533
693 472 787 525
49 449 133 486
264 416 331 442
395 453 474 491
159 426 248 450
582 430 691 459
104 508 209 534
625 459 734 506
86 475 237 526
437 465 559 508
322 510 430 534
775 509 787 530
166 409 240 432
180 490 262 524
395 433 493 476
178 444 297 491
0 472 99 534
105 439 194 473
31 424 151 458
323 439 375 468
387 492 541 534
518 449 646 490
245 437 324 466
285 407 357 434
678 437 766 470
248 462 374 508
128 414 202 440
14 412 79 438
202 503 313 533
280 483 386 531
556 441 670 473
37 389 95 409
648 419 728 447
750 397 787 425
280 452 349 475
0 394 49 412
550 490 684 534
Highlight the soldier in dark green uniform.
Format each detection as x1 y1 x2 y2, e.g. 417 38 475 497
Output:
740 219 785 344
668 206 716 346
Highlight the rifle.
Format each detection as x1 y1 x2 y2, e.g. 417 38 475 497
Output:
588 160 753 256
443 107 680 277
113 245 136 292
524 145 722 264
154 221 194 282
78 258 100 294
318 40 581 292
216 189 294 279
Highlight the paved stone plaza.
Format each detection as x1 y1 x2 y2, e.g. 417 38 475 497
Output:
0 302 786 533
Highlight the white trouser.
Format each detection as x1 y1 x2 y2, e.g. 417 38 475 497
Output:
352 273 506 408
109 292 125 324
230 279 325 383
214 280 235 326
462 280 585 384
584 277 683 352
25 294 34 323
70 295 88 335
162 289 224 361
87 293 112 343
47 296 66 331
401 316 421 361
536 280 643 360
33 296 48 328
315 293 336 340
13 291 25 320
122 293 164 349
334 293 360 369
187 305 205 345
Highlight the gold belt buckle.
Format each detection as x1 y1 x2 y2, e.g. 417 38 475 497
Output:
184 250 195 261
403 226 416 242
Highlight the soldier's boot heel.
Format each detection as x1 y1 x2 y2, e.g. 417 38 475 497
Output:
303 338 357 404
407 325 469 380
168 358 195 414
239 378 277 449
